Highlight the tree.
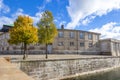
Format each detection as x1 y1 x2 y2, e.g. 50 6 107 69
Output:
8 15 38 60
37 10 58 59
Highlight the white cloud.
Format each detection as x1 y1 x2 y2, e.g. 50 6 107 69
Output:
82 16 95 26
37 0 51 11
0 8 28 28
0 0 51 29
66 0 120 29
12 8 26 17
0 0 10 14
0 16 13 27
89 22 120 40
0 8 43 28
32 11 43 25
46 0 51 3
12 8 42 24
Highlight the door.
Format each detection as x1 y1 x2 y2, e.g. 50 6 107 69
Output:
47 44 52 54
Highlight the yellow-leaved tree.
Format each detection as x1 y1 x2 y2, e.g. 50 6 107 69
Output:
8 15 38 60
37 10 58 59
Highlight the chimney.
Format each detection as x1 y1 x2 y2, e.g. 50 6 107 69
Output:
61 25 64 29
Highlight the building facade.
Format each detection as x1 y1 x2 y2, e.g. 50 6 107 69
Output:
100 39 120 56
0 25 120 56
52 29 100 54
0 25 101 55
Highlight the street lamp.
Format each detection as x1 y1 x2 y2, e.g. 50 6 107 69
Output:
45 25 49 59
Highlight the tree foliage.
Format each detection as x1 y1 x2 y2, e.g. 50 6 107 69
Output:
37 11 58 44
37 10 58 59
8 15 38 59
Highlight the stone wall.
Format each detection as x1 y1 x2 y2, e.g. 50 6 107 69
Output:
12 57 120 80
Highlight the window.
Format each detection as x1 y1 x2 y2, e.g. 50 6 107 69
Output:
88 34 92 40
70 32 74 38
80 42 85 47
58 42 64 46
6 33 9 39
96 35 99 40
7 47 9 50
96 43 99 47
70 42 74 46
80 32 84 39
58 32 64 38
89 43 93 47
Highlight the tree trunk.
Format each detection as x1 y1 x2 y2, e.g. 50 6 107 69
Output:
23 43 27 60
21 43 23 54
45 44 48 59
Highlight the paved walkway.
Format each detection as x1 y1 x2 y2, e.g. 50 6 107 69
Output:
0 58 34 80
0 54 111 60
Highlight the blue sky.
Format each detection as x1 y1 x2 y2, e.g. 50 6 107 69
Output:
0 0 120 39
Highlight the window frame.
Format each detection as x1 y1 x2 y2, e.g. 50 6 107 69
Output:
80 32 84 39
69 32 74 38
88 33 92 40
89 42 93 47
80 42 85 47
58 32 64 38
70 42 74 46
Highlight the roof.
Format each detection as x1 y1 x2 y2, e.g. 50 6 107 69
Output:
3 24 14 27
0 24 14 32
58 29 101 35
100 38 120 43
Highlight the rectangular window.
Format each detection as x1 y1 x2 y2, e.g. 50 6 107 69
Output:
58 42 64 46
96 42 99 47
89 42 93 47
80 42 85 47
96 35 99 40
88 34 92 40
70 42 74 46
70 32 74 38
80 32 84 39
58 32 64 38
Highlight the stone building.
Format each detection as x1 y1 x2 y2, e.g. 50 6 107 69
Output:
0 24 101 55
52 29 100 54
0 24 120 56
100 38 120 56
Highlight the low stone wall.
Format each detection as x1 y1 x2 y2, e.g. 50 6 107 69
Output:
12 57 120 80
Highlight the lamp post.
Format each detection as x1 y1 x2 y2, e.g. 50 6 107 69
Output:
45 25 49 59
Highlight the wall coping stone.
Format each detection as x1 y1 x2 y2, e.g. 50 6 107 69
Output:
11 56 120 62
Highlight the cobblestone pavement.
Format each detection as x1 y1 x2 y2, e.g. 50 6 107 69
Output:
0 54 111 60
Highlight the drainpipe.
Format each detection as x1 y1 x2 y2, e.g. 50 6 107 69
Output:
77 31 79 54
